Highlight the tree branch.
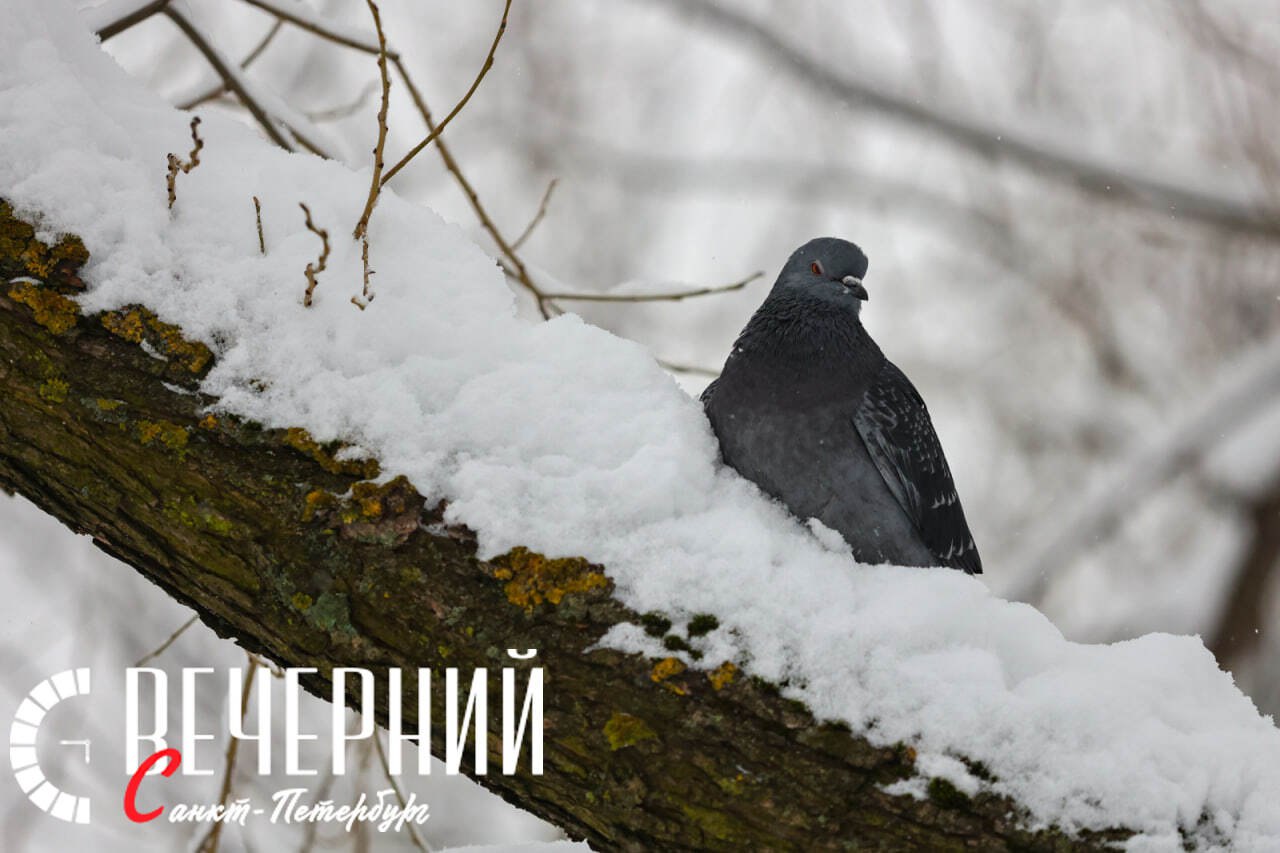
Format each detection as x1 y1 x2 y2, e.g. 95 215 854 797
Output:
162 6 295 151
644 0 1280 238
379 0 513 187
1208 473 1280 667
1001 339 1280 604
176 19 284 111
540 271 761 303
0 205 1121 850
91 0 172 40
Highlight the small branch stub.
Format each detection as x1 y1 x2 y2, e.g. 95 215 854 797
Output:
299 202 330 307
166 116 204 210
253 196 266 254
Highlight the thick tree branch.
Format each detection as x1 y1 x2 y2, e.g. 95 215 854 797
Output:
0 204 1120 850
1208 473 1280 667
1001 340 1280 605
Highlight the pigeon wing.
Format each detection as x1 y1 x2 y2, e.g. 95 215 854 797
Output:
852 361 982 574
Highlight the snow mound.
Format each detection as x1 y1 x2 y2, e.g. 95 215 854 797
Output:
3 2 1279 848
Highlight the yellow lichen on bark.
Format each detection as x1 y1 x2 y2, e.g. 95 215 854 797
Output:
7 281 80 335
282 427 381 479
100 306 213 374
0 201 89 287
708 661 737 691
492 546 609 612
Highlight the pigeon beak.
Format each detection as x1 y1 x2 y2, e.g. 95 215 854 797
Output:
842 275 869 301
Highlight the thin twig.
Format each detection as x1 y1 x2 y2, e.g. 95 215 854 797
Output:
540 271 762 303
240 0 391 56
178 19 284 110
372 735 432 852
350 0 392 310
352 0 391 242
389 56 555 318
253 196 266 254
133 615 198 668
379 0 513 187
281 124 333 160
166 115 204 210
231 0 537 313
95 0 172 40
352 232 373 311
299 203 330 307
306 82 380 122
511 178 559 251
163 6 295 151
196 657 257 853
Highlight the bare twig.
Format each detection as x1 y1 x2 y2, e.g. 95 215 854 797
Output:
195 657 257 853
177 19 284 110
166 115 204 210
352 233 373 311
389 57 557 318
132 614 198 668
299 203 330 307
352 0 392 242
253 196 265 254
372 735 433 852
240 0 390 56
540 271 762 303
350 0 392 310
230 0 543 314
306 82 380 123
379 0 513 187
163 7 295 151
93 0 172 40
511 178 559 251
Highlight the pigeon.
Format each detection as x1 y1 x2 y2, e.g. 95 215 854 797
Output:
702 237 981 574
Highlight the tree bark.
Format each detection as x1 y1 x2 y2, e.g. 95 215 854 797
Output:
0 202 1122 851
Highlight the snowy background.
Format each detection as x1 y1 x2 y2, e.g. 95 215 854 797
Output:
3 0 1280 849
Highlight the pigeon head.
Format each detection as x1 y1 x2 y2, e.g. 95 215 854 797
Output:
771 237 871 313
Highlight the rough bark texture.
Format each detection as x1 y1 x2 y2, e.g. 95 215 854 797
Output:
0 202 1124 851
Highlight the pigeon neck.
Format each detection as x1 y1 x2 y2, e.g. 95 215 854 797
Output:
722 292 885 400
739 292 880 362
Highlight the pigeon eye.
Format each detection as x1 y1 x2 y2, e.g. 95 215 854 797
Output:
810 261 823 276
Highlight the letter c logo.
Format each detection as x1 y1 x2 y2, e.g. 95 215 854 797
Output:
9 668 92 824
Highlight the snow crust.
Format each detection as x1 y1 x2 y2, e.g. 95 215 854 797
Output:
4 2 1280 848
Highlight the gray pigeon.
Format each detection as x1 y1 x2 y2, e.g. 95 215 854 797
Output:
702 237 981 574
